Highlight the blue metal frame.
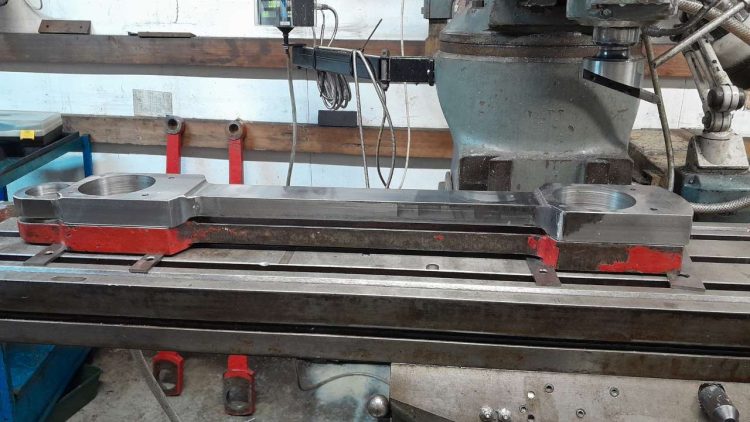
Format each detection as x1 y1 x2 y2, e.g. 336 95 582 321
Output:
0 133 93 201
0 132 94 421
0 345 89 422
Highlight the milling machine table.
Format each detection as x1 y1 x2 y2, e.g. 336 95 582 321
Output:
0 218 749 382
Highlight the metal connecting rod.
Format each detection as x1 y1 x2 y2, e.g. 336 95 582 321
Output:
14 174 694 274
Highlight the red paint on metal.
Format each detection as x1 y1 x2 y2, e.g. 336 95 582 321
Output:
18 221 681 275
527 235 560 268
598 246 683 274
224 355 256 416
228 139 244 185
166 133 183 174
152 351 184 396
18 222 192 255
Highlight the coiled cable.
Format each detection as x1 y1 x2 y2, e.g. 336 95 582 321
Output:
315 4 351 111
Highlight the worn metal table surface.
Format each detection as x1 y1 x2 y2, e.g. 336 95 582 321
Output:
0 218 750 382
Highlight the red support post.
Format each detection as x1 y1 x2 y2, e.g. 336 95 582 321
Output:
223 355 256 416
226 119 247 185
165 116 185 175
152 351 185 396
159 116 187 397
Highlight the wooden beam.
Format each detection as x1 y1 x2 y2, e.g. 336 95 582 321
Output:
0 33 424 69
0 32 692 78
62 115 454 159
646 44 692 78
65 115 716 165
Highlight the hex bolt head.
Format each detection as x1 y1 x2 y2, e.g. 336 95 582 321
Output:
499 408 512 421
366 395 390 418
609 387 620 397
480 406 496 421
576 409 586 418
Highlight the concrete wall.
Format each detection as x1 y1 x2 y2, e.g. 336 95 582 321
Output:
0 0 747 193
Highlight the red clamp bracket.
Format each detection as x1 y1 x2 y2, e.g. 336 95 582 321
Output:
152 351 185 396
226 120 247 185
165 116 186 175
223 355 256 416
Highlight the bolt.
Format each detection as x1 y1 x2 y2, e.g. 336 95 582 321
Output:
499 408 512 421
519 405 528 414
480 406 496 422
544 384 554 393
366 395 390 419
576 409 586 418
527 391 536 400
609 387 620 397
600 8 613 17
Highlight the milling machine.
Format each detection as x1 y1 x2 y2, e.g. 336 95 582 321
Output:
4 0 750 420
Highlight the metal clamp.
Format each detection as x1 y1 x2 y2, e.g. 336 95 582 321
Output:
152 351 185 396
527 257 562 287
667 256 705 292
223 355 256 416
24 244 67 267
129 254 164 274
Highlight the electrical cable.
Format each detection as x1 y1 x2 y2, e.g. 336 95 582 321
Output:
352 50 371 188
131 350 183 422
374 98 397 187
643 0 720 37
294 359 389 392
679 0 750 45
646 32 750 214
314 5 351 111
397 0 412 190
319 8 326 44
643 35 675 192
325 5 338 46
355 49 397 188
286 47 299 187
692 196 750 214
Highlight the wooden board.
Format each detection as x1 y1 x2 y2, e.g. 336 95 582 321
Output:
645 44 692 78
64 115 724 166
62 115 453 159
0 33 424 70
0 32 691 78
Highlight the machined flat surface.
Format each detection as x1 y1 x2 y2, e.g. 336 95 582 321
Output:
0 219 750 380
14 174 694 246
391 364 750 422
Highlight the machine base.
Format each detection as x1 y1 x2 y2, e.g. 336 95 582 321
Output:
678 168 750 222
